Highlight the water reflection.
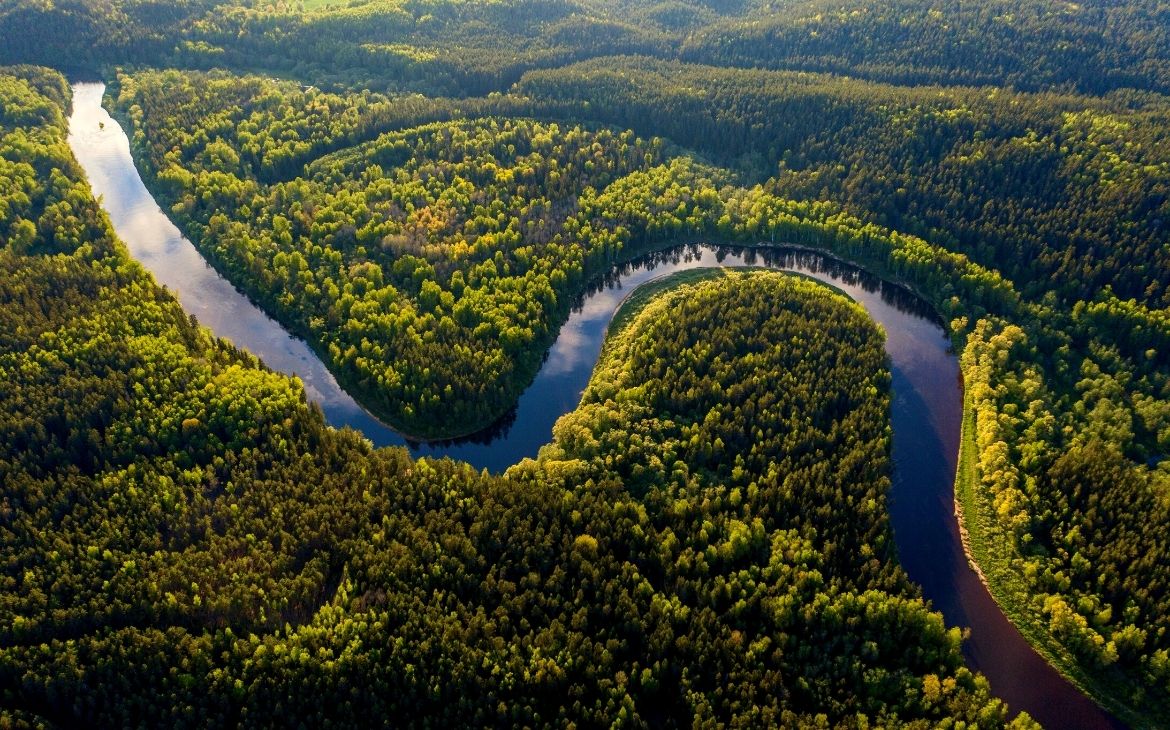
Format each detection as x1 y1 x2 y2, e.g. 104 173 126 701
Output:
406 242 948 471
572 245 946 341
67 81 1123 728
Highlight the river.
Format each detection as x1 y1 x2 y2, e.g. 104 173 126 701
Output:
66 81 1122 729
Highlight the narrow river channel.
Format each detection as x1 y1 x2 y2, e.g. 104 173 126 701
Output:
67 81 1122 729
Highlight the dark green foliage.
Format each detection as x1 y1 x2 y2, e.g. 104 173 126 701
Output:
0 65 1017 728
1 0 1170 722
5 0 1170 97
960 311 1170 721
118 68 674 437
679 0 1170 96
516 56 1170 306
527 270 898 585
0 0 217 72
107 61 1170 722
113 68 1021 437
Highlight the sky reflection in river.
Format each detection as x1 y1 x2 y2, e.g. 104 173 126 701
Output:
67 81 1123 729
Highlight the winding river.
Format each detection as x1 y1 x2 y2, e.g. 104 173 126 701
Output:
67 81 1122 729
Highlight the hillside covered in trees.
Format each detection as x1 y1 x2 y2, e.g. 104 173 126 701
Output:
3 0 1170 96
109 59 1170 726
0 67 1034 726
1 0 1170 726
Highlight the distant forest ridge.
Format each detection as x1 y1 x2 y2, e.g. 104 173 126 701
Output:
1 0 1170 725
2 0 1170 96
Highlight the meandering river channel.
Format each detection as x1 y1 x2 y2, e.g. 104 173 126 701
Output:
67 81 1122 728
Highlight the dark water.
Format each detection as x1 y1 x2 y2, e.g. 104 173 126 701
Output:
68 81 1123 729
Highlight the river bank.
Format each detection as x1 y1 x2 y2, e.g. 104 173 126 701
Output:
67 79 1123 728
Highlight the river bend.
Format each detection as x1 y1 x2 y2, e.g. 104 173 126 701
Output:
67 81 1121 729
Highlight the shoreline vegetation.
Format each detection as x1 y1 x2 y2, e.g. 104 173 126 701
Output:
1 72 1027 724
585 271 1146 727
103 72 1170 723
4 0 1170 719
104 77 944 443
954 393 1156 729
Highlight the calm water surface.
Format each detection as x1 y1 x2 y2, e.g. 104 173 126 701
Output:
68 81 1123 729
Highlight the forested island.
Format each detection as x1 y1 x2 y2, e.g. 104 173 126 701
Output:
2 0 1170 727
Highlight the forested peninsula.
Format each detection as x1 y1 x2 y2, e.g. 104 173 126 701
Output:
1 70 1026 726
2 0 1170 726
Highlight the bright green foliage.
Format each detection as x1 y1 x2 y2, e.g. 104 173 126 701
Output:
113 69 1008 437
115 69 525 184
119 69 669 436
0 65 340 649
109 62 1170 721
523 270 897 584
2 0 1170 721
518 56 1170 306
4 0 1170 97
0 70 1016 727
960 313 1170 718
0 70 110 260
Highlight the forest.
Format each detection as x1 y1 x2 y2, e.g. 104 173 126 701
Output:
1 0 1170 727
0 67 1034 726
3 0 1170 96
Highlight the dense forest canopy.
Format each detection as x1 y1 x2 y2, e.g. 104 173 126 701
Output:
0 70 1030 725
516 56 1170 306
3 0 1170 95
1 0 1170 726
